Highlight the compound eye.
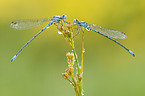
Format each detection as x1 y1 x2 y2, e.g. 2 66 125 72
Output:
11 21 17 24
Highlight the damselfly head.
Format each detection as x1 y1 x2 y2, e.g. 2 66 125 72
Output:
62 15 67 19
74 19 79 23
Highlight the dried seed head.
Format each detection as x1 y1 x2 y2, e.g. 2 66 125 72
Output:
65 67 74 77
66 23 73 29
77 74 82 81
66 52 74 66
62 29 74 46
69 66 74 73
63 30 71 38
62 73 69 80
58 26 64 32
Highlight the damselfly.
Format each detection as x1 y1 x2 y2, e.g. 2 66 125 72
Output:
10 15 67 62
73 19 135 56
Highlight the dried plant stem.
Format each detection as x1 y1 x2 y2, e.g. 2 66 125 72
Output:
72 77 79 96
80 33 84 96
62 24 84 96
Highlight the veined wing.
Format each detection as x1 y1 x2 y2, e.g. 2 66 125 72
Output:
88 24 127 39
10 17 52 30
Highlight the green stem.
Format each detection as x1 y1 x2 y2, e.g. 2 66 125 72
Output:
70 33 81 96
71 76 76 87
71 35 80 74
67 78 75 86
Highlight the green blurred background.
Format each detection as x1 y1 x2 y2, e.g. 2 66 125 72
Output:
0 0 145 96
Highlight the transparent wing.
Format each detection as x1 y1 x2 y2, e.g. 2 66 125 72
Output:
10 17 52 30
88 24 127 39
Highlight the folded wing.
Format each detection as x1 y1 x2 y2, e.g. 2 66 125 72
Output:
10 17 52 30
88 24 127 39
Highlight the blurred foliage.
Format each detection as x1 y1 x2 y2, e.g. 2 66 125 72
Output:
0 0 145 96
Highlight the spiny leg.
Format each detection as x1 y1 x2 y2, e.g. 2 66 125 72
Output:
80 27 84 33
73 24 81 38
